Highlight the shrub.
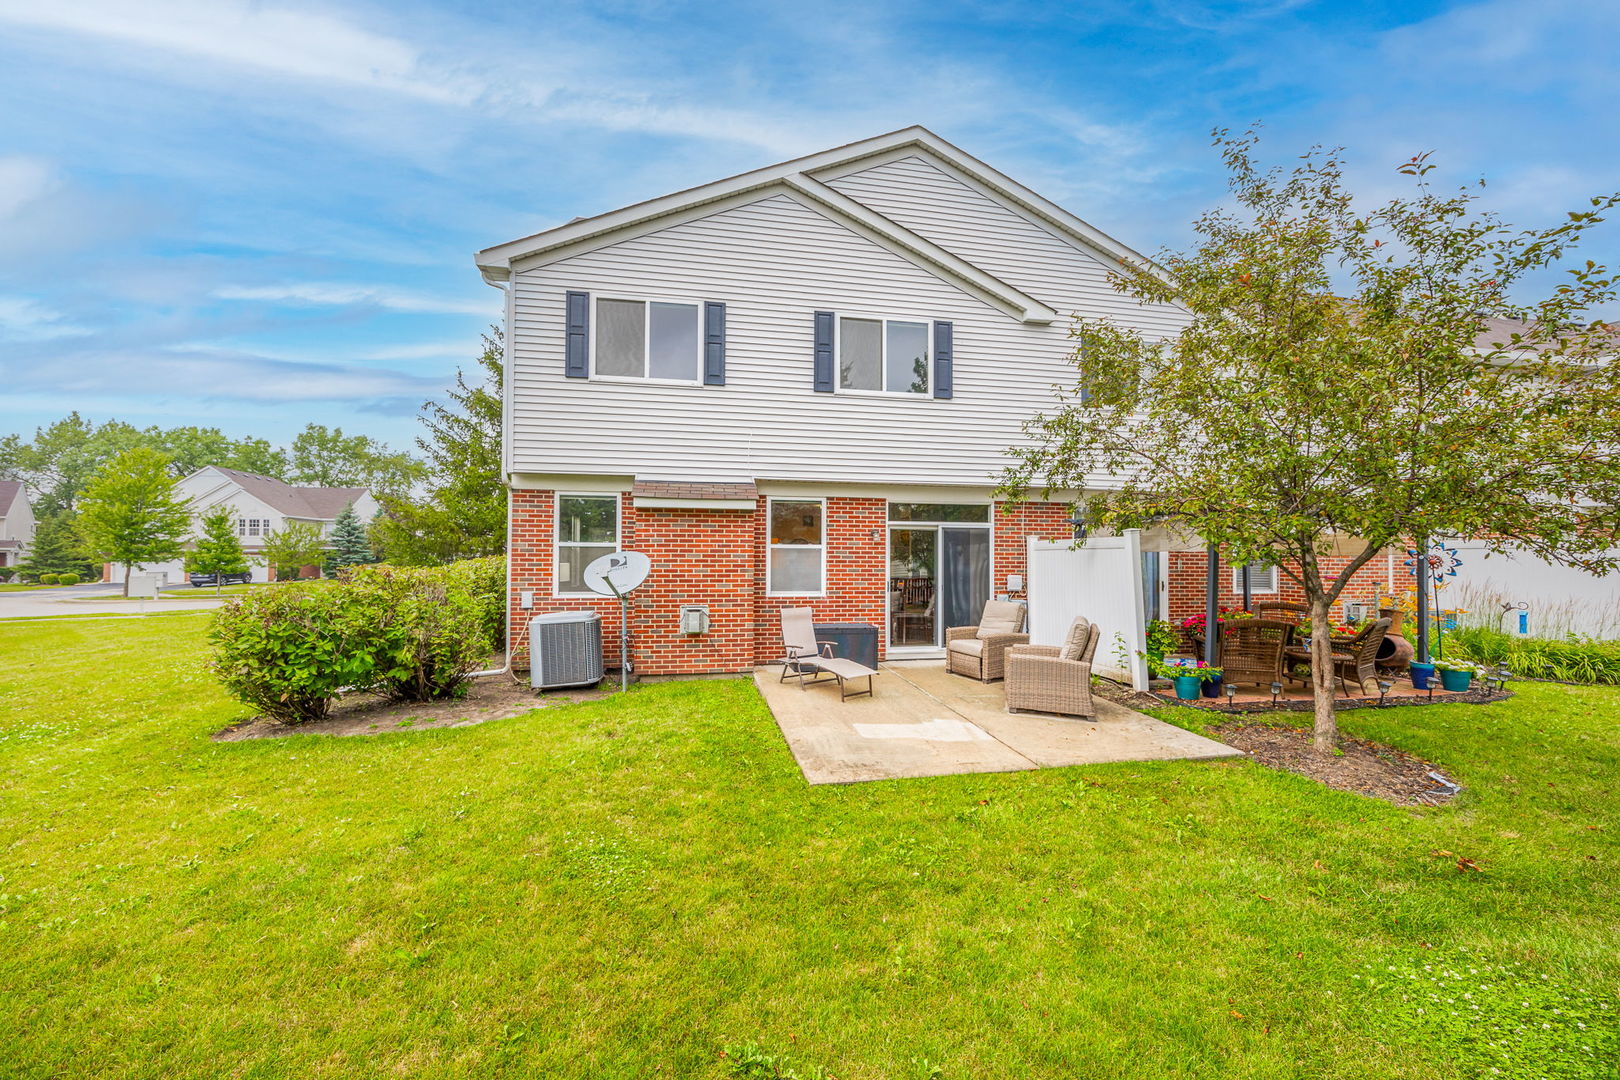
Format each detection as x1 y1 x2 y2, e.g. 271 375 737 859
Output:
443 555 506 649
208 585 375 724
56 572 80 586
341 563 495 701
40 573 59 585
1449 625 1620 685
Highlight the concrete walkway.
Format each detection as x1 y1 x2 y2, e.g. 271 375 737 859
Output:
0 583 227 620
755 660 1243 785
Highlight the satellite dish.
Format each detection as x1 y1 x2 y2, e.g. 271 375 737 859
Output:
583 551 651 598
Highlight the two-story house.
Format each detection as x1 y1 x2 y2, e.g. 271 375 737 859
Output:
105 466 377 584
477 127 1385 676
0 480 35 573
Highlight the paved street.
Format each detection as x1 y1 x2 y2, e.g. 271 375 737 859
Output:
0 582 228 620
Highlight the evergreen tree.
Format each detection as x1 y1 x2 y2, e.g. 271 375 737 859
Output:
14 513 96 581
77 448 193 595
186 506 250 590
324 504 375 577
372 329 505 565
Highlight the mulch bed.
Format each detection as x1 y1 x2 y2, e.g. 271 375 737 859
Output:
1207 722 1462 806
213 673 608 741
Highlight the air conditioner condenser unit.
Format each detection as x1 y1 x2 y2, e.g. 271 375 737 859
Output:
529 611 605 689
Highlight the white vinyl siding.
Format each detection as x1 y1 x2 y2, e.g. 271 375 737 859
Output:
508 176 1186 486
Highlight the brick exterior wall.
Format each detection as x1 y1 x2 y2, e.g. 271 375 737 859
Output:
1162 549 1392 625
509 490 1079 675
992 501 1075 603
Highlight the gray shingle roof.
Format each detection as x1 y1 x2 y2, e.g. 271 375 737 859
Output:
0 479 23 512
207 467 367 520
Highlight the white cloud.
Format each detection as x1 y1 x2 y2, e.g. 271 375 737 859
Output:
214 282 495 316
0 295 90 341
0 0 476 103
0 155 58 219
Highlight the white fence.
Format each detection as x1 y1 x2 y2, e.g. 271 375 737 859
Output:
1027 531 1150 690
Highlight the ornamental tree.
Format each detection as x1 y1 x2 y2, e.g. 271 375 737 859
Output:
1002 132 1620 751
261 520 327 583
77 448 193 596
187 505 250 590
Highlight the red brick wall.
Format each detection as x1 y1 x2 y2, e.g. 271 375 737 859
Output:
1163 549 1392 625
754 496 888 665
508 491 1078 675
992 501 1074 603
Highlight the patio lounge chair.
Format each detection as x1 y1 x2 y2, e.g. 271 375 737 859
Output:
1217 617 1295 688
777 607 879 701
1003 616 1099 718
944 599 1029 681
1332 617 1391 695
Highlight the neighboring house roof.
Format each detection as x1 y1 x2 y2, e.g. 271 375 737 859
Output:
206 467 369 520
475 126 1165 326
0 479 23 511
0 538 21 551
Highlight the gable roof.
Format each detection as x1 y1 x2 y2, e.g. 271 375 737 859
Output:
205 467 368 520
475 126 1161 326
0 480 23 514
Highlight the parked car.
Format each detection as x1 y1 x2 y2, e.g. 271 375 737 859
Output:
189 570 253 587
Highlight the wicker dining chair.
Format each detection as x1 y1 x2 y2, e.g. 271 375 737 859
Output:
1332 617 1391 695
945 599 1028 681
1217 617 1295 688
1004 616 1099 718
1253 599 1309 621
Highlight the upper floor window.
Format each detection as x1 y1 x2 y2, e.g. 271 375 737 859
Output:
596 297 701 382
557 494 619 594
237 518 269 538
839 316 930 395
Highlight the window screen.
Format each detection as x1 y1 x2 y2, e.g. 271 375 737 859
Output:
839 318 882 390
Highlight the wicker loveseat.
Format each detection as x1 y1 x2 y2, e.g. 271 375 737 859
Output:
945 599 1029 681
1004 616 1100 718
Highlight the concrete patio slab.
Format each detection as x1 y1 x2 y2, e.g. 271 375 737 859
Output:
755 660 1243 785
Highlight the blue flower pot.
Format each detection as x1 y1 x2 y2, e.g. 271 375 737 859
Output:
1173 675 1203 701
1439 669 1472 693
1201 675 1224 699
1409 663 1435 690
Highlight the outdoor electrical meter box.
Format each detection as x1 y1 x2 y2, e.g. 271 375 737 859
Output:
679 605 710 635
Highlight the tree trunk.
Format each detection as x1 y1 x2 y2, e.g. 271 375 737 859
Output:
122 562 131 599
1308 595 1338 753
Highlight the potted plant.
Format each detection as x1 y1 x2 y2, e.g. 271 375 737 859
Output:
1154 658 1221 701
1434 658 1484 692
1409 660 1436 690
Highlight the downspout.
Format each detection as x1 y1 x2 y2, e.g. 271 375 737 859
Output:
468 275 516 681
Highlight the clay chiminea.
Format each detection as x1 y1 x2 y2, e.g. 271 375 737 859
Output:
1377 606 1415 670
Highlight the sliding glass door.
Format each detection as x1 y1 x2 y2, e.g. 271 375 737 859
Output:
887 504 991 651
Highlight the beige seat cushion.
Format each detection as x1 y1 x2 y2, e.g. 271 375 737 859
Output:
948 637 984 657
976 599 1026 639
1058 617 1092 661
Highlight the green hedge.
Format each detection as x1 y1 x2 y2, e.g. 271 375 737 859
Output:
40 574 59 585
56 572 81 586
208 558 507 724
1448 626 1620 685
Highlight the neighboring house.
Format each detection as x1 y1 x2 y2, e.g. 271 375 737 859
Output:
105 466 378 584
0 480 35 572
476 126 1390 675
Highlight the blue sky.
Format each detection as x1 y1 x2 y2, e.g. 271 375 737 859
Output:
1 0 1616 452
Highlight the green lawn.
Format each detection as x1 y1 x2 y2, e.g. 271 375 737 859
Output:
1 616 1615 1079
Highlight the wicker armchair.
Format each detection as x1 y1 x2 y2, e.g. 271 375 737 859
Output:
1253 599 1309 621
945 599 1028 681
1217 617 1294 688
1004 616 1099 718
1332 617 1391 695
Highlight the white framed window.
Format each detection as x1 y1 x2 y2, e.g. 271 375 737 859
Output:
593 296 702 382
237 518 268 538
1232 561 1278 593
837 315 931 395
557 494 619 594
767 497 825 595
